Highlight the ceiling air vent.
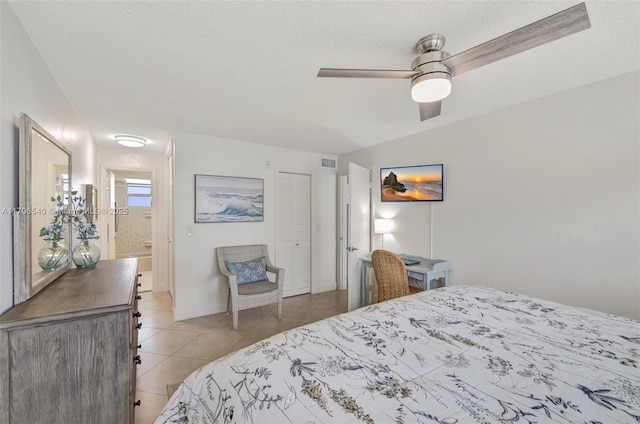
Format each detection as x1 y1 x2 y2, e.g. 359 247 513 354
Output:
321 158 336 169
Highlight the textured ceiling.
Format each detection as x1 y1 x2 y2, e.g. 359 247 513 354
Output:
8 1 640 155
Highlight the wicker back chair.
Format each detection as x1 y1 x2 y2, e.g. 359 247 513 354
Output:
217 244 284 330
371 249 422 302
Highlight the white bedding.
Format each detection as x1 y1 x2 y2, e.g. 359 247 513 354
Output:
155 286 640 423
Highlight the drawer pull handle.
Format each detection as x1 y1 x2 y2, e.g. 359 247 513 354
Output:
134 400 141 407
136 323 143 330
137 282 142 287
138 273 142 277
133 312 142 318
134 355 142 365
137 344 142 349
136 295 142 300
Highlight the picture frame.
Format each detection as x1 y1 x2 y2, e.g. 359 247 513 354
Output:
380 164 444 202
194 174 264 223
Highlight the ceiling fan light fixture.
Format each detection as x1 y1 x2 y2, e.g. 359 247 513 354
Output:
317 3 590 120
115 135 147 148
411 72 452 103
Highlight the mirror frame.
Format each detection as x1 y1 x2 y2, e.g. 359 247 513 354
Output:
13 113 72 304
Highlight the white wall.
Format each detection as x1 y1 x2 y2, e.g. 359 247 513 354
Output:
1 3 97 314
173 131 337 320
96 146 168 292
340 71 640 319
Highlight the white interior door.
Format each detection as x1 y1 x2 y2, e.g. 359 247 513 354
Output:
338 175 348 290
276 172 311 297
167 151 175 299
347 162 371 311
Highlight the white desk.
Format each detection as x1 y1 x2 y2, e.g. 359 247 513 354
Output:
360 253 452 306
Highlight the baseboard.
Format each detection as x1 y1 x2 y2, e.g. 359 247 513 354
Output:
312 280 339 294
174 281 340 320
174 303 226 321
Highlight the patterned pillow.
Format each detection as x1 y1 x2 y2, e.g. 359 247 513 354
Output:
225 257 267 284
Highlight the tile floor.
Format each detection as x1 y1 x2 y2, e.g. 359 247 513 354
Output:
134 289 348 424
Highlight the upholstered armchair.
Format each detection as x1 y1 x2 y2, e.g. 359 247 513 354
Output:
217 244 284 330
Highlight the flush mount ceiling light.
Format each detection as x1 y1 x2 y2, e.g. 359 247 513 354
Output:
115 135 147 148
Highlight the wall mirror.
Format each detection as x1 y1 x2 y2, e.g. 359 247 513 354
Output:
14 113 72 304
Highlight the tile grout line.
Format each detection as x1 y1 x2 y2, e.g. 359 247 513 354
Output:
134 290 347 424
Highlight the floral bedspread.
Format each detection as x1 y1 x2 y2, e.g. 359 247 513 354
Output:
155 286 640 423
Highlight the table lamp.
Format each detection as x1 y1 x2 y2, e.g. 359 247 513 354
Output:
374 218 393 249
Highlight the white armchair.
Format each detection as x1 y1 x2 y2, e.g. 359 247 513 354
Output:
216 244 284 330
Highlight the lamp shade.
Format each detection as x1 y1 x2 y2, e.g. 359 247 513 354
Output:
411 72 452 103
374 218 393 234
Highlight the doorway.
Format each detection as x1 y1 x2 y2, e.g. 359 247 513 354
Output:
338 163 371 311
109 169 154 292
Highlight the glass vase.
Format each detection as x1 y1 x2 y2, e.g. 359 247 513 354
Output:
38 239 69 271
72 237 101 269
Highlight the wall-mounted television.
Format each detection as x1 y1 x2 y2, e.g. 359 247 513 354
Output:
380 164 443 202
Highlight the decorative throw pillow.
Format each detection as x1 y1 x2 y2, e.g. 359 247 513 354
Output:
225 257 267 284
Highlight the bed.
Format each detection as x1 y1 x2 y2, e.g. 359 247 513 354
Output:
155 286 640 423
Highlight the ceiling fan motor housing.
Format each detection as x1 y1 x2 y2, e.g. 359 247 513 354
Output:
411 48 452 81
412 34 452 78
411 48 452 103
416 33 446 53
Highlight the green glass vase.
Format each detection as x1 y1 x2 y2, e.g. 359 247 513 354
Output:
72 237 101 269
37 239 69 271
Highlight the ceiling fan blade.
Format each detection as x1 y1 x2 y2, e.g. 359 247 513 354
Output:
442 2 590 76
318 68 418 79
419 102 441 121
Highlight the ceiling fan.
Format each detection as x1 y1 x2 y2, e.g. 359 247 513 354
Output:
317 3 590 121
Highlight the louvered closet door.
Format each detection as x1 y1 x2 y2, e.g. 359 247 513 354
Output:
276 173 311 297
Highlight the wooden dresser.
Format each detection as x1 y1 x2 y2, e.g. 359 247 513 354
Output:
0 259 141 424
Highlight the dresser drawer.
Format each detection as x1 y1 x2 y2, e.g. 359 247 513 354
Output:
0 258 139 424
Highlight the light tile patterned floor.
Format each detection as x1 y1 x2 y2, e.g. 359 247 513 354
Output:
134 289 348 424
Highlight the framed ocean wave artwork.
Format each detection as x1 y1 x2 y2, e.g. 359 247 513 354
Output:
194 174 264 223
